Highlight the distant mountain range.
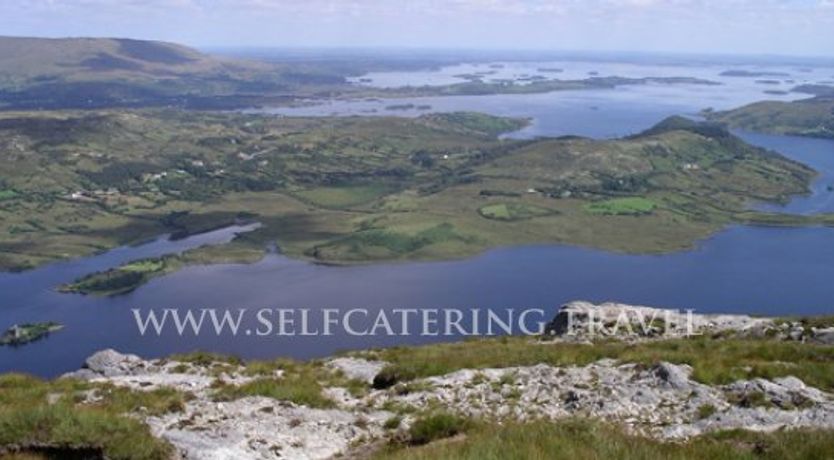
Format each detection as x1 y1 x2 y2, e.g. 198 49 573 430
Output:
0 36 228 76
0 36 346 109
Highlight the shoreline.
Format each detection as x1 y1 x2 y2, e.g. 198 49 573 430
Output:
46 209 834 298
4 302 833 459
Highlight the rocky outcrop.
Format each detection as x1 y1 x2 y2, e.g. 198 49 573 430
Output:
363 360 834 440
55 303 834 459
149 397 390 460
63 352 391 460
544 301 774 339
59 349 834 458
544 301 834 344
62 349 146 379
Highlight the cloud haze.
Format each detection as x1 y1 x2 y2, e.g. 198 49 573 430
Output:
1 0 833 56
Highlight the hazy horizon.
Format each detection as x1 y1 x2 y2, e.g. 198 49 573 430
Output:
2 0 834 58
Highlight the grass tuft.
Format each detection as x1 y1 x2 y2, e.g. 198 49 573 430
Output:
407 413 473 446
368 337 834 391
0 374 174 460
374 418 834 460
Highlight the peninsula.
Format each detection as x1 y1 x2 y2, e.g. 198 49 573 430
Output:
0 110 826 295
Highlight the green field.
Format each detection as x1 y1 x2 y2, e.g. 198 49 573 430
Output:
584 197 656 215
294 184 398 209
478 202 556 221
119 259 166 273
0 110 827 282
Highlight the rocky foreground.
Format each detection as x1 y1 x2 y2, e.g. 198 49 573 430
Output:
60 301 834 460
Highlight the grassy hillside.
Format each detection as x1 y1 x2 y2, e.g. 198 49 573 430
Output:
0 37 212 77
0 36 348 109
707 96 834 139
0 110 528 270
0 109 822 280
2 333 834 459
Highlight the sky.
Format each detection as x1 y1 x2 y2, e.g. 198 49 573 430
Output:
1 0 833 56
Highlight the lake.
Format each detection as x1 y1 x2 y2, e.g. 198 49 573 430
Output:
2 58 834 377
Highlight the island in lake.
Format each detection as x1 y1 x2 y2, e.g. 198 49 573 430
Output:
0 322 63 346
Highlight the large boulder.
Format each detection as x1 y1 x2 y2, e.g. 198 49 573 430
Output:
62 349 145 379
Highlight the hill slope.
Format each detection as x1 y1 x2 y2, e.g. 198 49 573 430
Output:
707 96 834 139
0 37 218 77
0 36 345 109
0 111 820 272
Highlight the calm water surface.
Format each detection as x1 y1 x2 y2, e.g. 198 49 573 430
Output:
3 60 834 377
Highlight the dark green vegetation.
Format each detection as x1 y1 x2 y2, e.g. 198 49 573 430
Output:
707 96 834 139
406 412 473 445
58 238 271 296
59 257 177 296
0 322 62 346
735 211 834 227
374 417 834 460
0 374 179 460
0 109 826 279
365 336 834 391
